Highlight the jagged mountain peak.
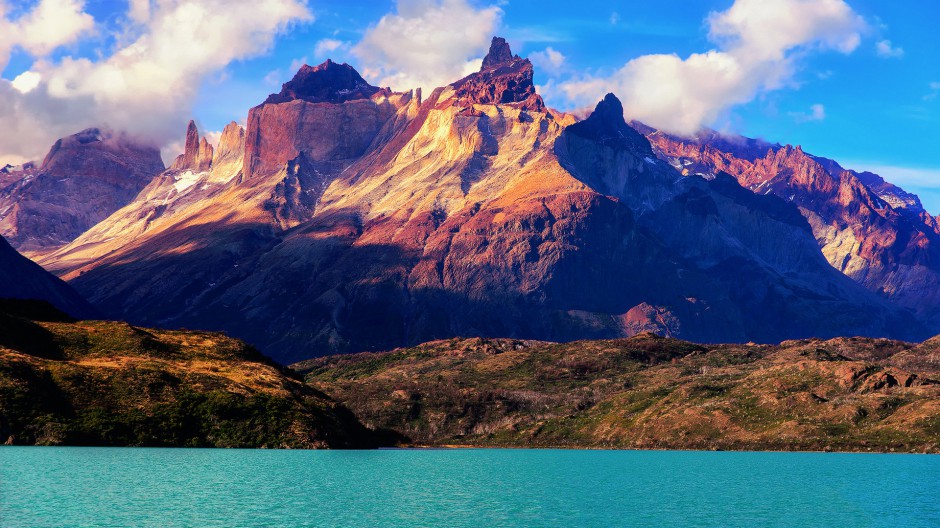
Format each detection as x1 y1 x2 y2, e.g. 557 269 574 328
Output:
481 36 517 70
170 120 213 172
263 59 386 105
450 36 544 112
566 93 651 152
776 144 807 157
71 128 106 144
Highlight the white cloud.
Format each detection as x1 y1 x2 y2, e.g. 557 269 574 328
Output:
0 0 95 71
263 69 283 87
0 0 312 165
789 103 825 123
530 47 565 76
314 38 347 58
203 129 223 148
610 12 620 25
549 0 865 135
352 0 503 94
10 70 41 93
875 39 904 58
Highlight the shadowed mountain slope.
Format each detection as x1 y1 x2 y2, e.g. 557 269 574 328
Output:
0 236 95 319
641 126 940 330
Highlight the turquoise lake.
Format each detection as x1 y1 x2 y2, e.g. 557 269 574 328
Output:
1 447 938 527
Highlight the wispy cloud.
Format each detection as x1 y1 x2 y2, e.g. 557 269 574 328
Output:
924 81 940 101
875 39 904 58
315 38 349 58
0 0 95 72
789 103 826 123
530 47 566 76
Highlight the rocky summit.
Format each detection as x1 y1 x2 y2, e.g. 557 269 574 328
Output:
451 36 545 112
0 128 164 256
32 37 936 364
263 60 388 105
170 120 213 172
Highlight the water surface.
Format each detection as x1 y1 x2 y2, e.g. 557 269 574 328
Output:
1 447 937 527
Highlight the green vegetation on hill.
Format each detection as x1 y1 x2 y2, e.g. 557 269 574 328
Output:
298 334 940 452
0 301 380 448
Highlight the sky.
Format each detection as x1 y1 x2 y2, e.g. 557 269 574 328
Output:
1 0 939 211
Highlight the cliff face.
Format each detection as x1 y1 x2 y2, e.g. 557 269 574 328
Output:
0 128 164 255
38 38 927 364
169 120 213 172
644 127 940 329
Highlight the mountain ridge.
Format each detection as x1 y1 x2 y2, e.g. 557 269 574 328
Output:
29 37 934 363
641 125 940 329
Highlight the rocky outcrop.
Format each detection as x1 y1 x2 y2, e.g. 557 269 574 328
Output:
39 39 928 364
170 120 214 172
243 63 411 183
0 128 164 255
450 37 544 112
263 60 388 105
568 94 652 151
643 126 940 331
481 36 513 69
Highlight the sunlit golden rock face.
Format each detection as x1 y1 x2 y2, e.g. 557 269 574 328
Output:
38 39 928 364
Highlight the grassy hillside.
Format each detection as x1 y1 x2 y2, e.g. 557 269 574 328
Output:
0 301 381 448
299 333 940 452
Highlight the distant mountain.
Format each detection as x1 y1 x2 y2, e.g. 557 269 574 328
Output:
0 235 95 318
641 126 940 330
38 37 928 363
0 128 164 255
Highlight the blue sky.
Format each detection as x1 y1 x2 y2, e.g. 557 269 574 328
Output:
1 0 939 211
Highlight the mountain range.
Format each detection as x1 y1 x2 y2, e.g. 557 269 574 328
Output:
1 37 935 364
